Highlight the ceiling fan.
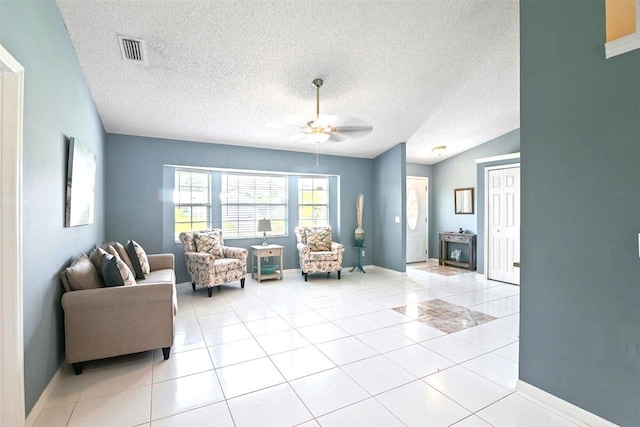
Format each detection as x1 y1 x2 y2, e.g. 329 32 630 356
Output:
275 79 373 144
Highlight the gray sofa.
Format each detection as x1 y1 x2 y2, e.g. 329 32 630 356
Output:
60 253 177 374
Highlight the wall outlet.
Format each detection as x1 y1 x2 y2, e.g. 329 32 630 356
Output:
362 250 365 257
394 216 400 223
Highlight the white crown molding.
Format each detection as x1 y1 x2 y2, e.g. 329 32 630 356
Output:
475 152 520 164
605 32 640 59
517 380 619 427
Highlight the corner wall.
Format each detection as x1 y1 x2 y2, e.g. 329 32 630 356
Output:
0 0 106 414
373 143 406 271
520 1 640 424
431 130 520 267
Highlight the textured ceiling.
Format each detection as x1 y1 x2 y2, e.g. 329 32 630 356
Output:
56 0 519 164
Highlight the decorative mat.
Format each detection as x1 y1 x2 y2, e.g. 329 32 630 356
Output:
422 264 470 276
393 299 497 334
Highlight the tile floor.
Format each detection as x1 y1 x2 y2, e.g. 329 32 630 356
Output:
34 264 585 427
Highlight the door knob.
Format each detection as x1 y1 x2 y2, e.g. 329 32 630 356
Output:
513 262 520 268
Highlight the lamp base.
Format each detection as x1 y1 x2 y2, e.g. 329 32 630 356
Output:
262 232 268 246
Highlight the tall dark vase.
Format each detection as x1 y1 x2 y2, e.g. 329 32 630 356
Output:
354 227 365 247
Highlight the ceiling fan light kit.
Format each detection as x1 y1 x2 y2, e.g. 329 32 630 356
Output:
432 145 447 156
278 78 373 145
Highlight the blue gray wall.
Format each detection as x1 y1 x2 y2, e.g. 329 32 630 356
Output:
373 143 406 271
431 130 520 267
0 0 106 414
106 134 375 282
520 1 640 424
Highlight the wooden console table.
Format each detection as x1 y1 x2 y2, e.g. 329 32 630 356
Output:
438 233 477 271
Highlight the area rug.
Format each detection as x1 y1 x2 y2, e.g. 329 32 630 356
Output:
422 263 471 276
393 299 497 333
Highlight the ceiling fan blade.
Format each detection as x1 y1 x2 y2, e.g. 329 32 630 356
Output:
332 124 373 133
328 133 348 142
330 127 373 139
269 114 309 130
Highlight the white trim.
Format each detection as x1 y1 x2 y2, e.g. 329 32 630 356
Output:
25 363 68 427
475 273 486 280
406 175 429 262
605 32 640 58
0 43 25 427
483 162 520 281
475 152 520 164
517 380 619 427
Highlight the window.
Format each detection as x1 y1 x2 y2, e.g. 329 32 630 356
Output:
221 173 288 238
174 169 211 240
298 177 329 227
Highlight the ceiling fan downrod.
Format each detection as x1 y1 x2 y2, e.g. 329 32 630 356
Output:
312 78 323 122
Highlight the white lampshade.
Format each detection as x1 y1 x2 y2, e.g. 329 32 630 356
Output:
257 219 272 232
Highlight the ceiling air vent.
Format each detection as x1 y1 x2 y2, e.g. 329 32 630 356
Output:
118 35 146 63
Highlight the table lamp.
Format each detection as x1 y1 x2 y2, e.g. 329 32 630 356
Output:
257 219 272 246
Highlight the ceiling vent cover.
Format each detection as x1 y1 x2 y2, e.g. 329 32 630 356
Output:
118 35 146 63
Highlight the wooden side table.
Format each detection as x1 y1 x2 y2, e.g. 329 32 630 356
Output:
438 233 477 271
250 244 284 282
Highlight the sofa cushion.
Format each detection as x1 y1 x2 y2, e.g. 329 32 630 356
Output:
126 240 150 279
136 269 175 286
214 258 243 274
305 227 332 252
101 254 136 287
194 231 224 258
65 253 104 291
308 251 338 262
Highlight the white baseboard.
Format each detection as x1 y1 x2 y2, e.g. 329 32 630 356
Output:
475 273 486 280
517 380 618 427
25 361 68 427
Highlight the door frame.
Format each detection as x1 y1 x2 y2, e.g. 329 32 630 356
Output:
0 43 25 426
483 163 520 281
406 176 429 263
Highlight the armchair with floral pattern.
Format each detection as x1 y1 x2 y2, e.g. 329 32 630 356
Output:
294 226 344 281
179 229 247 297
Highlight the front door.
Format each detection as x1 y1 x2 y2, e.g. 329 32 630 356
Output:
488 166 520 284
406 177 428 263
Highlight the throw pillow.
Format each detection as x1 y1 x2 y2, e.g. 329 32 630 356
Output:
305 227 332 252
194 231 224 258
100 243 120 260
109 241 137 275
89 247 109 272
126 240 150 279
101 254 136 287
65 253 104 290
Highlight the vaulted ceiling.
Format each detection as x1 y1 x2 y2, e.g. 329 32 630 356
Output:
57 0 519 164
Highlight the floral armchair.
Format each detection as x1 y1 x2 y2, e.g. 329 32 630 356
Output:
294 226 345 281
179 229 248 297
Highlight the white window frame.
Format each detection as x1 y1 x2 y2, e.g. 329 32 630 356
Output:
298 176 330 227
221 172 288 239
174 169 212 241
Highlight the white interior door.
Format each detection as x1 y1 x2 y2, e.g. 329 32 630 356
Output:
488 167 520 284
406 177 428 263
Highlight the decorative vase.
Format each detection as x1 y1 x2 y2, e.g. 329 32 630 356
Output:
354 227 365 247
